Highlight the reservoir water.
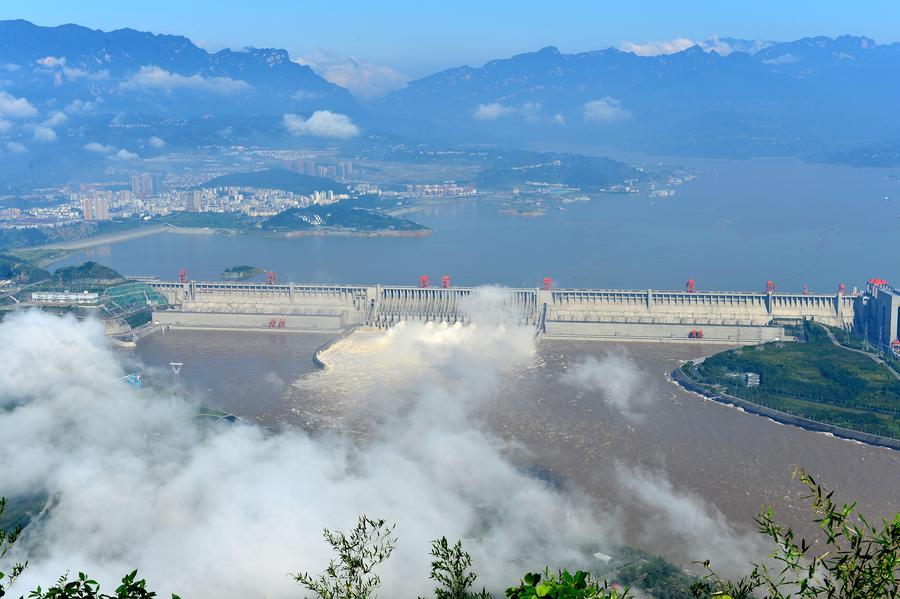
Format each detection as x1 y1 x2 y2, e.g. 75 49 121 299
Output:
58 157 900 291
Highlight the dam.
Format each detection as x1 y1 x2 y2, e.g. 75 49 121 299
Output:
147 279 859 344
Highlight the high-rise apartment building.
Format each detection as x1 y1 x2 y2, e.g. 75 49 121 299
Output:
131 174 158 198
81 197 110 221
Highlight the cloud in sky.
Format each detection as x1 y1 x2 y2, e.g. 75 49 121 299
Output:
583 97 631 123
619 37 699 56
65 99 99 114
84 142 115 154
111 148 139 161
42 111 67 128
36 56 65 68
283 110 360 139
37 56 109 82
296 51 408 98
618 36 764 57
0 91 37 119
147 136 166 148
473 102 517 120
0 119 12 133
121 66 251 94
6 141 26 154
32 126 57 142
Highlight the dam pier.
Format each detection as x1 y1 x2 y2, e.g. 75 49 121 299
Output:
146 278 864 345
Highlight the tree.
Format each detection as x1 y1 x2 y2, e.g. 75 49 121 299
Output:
0 498 27 598
292 515 397 599
694 468 900 598
422 537 491 599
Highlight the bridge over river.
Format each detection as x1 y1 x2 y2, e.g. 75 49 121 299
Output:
147 280 857 344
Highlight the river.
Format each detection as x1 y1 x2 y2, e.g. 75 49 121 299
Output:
56 157 900 292
126 328 900 571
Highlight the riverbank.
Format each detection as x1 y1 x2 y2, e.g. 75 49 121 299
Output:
671 366 900 451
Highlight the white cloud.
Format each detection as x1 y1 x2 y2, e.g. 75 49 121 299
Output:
763 54 800 65
283 110 360 139
42 111 67 127
0 119 12 133
473 102 517 120
37 56 110 82
620 37 698 56
65 99 99 114
84 142 116 154
0 91 37 119
63 67 109 81
121 66 251 94
111 148 139 161
619 36 746 57
6 141 26 153
147 136 166 148
583 97 631 123
296 51 408 98
32 126 57 142
553 113 566 126
37 56 66 68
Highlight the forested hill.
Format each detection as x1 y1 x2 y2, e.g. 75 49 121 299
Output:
197 169 349 195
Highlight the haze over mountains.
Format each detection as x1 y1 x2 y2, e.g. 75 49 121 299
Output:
1 19 899 172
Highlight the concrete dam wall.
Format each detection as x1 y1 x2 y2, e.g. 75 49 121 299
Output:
149 280 856 343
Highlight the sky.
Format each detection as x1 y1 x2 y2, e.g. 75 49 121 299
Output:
1 0 898 93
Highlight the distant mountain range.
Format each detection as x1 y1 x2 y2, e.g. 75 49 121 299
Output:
0 19 899 166
0 19 357 116
376 36 900 157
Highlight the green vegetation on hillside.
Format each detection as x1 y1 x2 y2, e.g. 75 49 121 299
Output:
475 153 644 191
261 204 428 233
197 168 349 195
0 253 50 283
53 261 125 287
690 321 900 439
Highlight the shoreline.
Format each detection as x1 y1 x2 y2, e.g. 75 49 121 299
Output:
34 223 432 256
670 366 900 451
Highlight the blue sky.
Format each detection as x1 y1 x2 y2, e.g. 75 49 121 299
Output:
1 0 897 77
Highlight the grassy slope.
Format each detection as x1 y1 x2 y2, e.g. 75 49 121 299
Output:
694 322 900 439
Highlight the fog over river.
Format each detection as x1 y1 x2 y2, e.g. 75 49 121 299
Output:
131 323 900 582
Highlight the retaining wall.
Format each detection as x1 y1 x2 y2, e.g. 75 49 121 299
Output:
544 321 785 344
152 310 343 332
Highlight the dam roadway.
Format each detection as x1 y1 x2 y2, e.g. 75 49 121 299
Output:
147 279 857 344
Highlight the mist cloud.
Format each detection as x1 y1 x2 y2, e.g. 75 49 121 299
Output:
0 308 606 597
583 98 631 123
283 111 360 139
561 352 655 421
296 51 408 98
121 66 251 94
614 464 764 576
